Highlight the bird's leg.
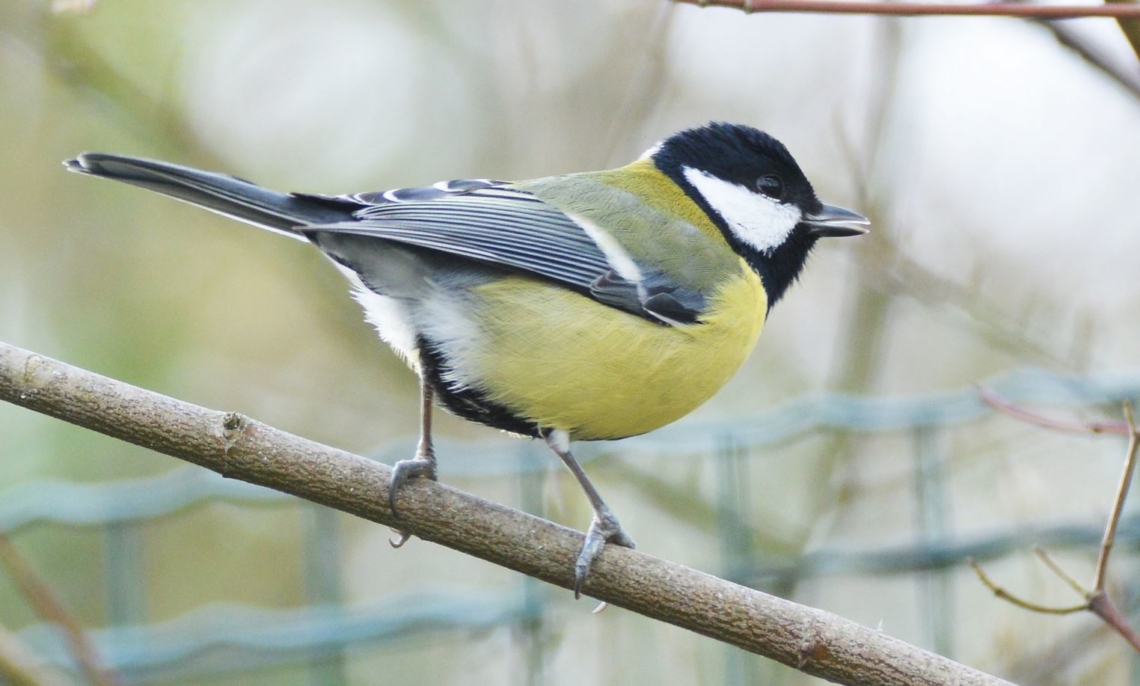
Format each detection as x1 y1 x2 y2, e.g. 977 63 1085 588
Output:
544 429 635 598
389 378 437 547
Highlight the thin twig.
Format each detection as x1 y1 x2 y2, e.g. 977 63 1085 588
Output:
970 401 1140 653
967 558 1087 614
679 0 1140 17
979 386 1130 435
0 534 118 686
1033 547 1087 597
1006 592 1139 682
1094 402 1139 590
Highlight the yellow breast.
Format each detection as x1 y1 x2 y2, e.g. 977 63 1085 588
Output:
468 264 767 440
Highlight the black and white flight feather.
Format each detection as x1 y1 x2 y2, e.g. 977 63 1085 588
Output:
65 154 712 327
296 182 704 324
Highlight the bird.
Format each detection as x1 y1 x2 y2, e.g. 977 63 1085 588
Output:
65 122 868 597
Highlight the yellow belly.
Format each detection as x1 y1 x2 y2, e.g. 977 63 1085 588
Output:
468 263 767 440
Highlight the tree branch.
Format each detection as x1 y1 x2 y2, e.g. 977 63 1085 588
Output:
0 341 1010 686
677 0 1140 18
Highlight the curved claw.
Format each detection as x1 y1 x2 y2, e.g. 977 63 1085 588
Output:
389 529 413 548
572 507 636 599
387 455 438 519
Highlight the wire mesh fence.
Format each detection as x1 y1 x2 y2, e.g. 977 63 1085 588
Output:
4 367 1139 683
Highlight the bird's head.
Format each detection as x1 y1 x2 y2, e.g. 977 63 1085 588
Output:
648 122 868 308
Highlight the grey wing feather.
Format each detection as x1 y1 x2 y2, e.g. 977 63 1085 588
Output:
65 154 705 323
639 272 705 325
305 194 591 285
585 269 700 325
301 187 706 324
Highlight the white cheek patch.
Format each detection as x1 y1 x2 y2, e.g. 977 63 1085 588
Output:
682 167 802 255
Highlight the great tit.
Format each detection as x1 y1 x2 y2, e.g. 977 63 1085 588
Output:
66 122 868 596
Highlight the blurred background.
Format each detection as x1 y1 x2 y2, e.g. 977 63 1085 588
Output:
3 0 1140 683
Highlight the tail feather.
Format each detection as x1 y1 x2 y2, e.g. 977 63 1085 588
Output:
65 153 354 238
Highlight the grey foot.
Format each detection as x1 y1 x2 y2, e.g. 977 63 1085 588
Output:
574 505 636 599
388 454 437 518
387 454 437 549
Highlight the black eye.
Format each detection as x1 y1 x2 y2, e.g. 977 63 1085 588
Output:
755 174 784 199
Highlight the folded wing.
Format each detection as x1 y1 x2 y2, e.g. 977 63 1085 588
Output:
299 184 706 325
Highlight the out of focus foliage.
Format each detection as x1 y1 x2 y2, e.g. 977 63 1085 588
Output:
2 0 1140 683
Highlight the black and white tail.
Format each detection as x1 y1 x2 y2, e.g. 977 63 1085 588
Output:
65 153 355 239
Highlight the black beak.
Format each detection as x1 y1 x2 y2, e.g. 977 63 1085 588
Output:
804 203 870 238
